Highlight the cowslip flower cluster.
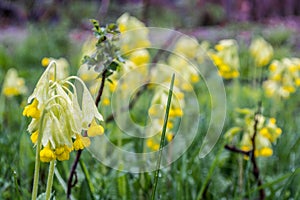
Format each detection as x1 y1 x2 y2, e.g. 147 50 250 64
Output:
165 36 201 91
117 13 151 53
2 68 27 97
117 13 150 74
209 39 240 79
23 61 104 162
249 37 273 67
263 58 300 98
225 108 282 157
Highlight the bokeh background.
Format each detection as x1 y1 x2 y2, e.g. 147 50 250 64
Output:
1 1 300 199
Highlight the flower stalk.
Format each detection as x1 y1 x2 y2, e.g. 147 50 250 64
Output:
31 108 47 200
45 160 56 199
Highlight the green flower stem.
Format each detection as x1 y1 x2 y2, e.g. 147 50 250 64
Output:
32 144 41 200
151 74 175 200
32 110 47 200
45 160 55 199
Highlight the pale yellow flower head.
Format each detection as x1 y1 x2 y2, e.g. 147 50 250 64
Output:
173 36 199 59
2 68 27 97
209 39 240 79
128 49 150 66
23 61 104 162
263 57 300 98
249 37 273 67
226 108 282 158
117 13 151 53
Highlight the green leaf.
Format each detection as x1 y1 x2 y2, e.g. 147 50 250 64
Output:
106 78 112 84
108 61 119 71
104 70 113 77
90 19 100 32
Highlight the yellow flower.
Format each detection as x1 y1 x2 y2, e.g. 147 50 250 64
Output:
275 128 282 136
182 83 193 91
190 74 200 83
209 39 240 79
269 118 276 124
129 49 150 66
23 99 40 119
269 63 277 72
40 146 56 162
24 61 104 162
109 81 117 92
258 147 273 157
283 85 295 93
166 132 173 142
102 97 110 106
41 57 50 67
2 68 27 97
146 138 159 151
152 144 159 151
30 130 39 144
146 138 154 148
259 127 272 141
250 37 273 67
175 92 184 100
169 108 183 117
295 78 300 86
209 54 223 66
73 134 91 150
87 119 104 137
241 145 251 152
264 58 300 98
227 108 281 158
55 145 73 161
173 36 199 59
159 119 173 129
117 13 151 53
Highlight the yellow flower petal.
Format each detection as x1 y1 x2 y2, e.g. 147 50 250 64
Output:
259 147 273 157
73 135 91 150
87 119 104 137
30 130 39 144
40 146 56 162
55 145 72 161
23 99 40 119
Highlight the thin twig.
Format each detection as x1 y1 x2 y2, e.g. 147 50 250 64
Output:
95 69 108 107
224 145 251 156
67 69 108 199
67 149 82 199
250 102 265 200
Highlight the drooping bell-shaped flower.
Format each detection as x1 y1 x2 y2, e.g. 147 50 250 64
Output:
23 61 104 162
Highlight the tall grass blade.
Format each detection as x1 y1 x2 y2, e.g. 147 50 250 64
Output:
151 74 175 200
